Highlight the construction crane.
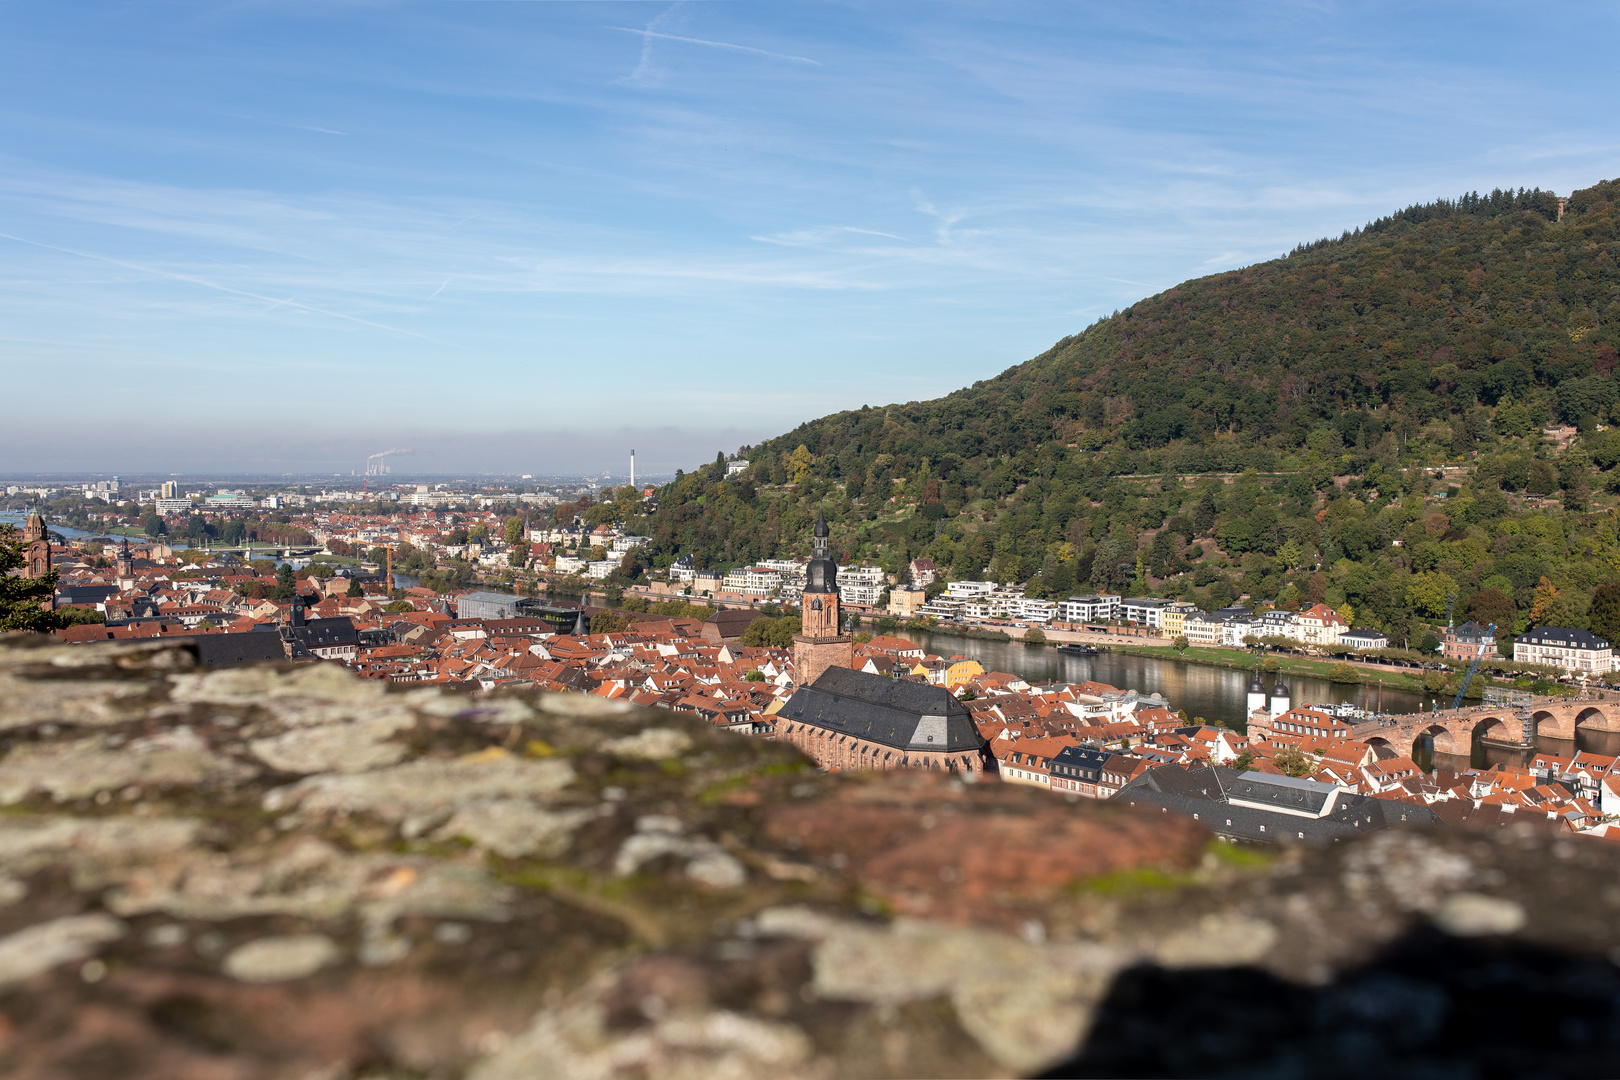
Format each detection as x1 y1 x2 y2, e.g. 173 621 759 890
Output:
1451 623 1497 710
365 448 412 477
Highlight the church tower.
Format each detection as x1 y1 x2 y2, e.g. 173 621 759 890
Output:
793 511 853 686
22 512 51 581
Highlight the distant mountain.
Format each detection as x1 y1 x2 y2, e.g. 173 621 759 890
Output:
618 179 1620 645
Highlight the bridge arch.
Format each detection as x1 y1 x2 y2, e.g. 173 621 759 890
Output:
1420 724 1462 758
1576 706 1620 733
1472 713 1524 745
1534 709 1571 741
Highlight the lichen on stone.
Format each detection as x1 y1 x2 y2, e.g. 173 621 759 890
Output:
0 634 1617 1078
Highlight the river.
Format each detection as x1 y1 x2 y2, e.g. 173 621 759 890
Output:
0 514 106 541
892 629 1431 732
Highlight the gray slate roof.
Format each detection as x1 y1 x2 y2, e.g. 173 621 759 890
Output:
1119 765 1440 844
778 667 985 752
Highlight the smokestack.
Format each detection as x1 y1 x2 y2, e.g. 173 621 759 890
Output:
630 449 636 490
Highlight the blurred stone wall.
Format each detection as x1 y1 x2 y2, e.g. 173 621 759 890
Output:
0 634 1616 1078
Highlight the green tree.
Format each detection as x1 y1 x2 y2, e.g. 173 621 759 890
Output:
1589 582 1620 646
504 516 524 544
1328 662 1359 684
270 564 297 601
740 615 801 648
346 578 363 598
1272 746 1316 778
1024 626 1047 644
1406 571 1459 619
590 611 634 634
1172 634 1189 655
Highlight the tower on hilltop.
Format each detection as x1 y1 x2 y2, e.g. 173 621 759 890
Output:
793 511 853 686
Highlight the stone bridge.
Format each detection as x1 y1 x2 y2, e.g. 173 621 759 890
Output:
1352 698 1620 756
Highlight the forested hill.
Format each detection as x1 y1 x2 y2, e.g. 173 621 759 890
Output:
612 178 1620 650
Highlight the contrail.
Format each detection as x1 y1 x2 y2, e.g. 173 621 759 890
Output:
613 27 820 65
428 277 450 300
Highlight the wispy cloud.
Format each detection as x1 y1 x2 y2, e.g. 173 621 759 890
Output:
0 231 468 349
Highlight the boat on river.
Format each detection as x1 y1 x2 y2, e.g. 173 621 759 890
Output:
1057 643 1104 656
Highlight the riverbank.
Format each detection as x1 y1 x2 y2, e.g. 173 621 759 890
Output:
1069 641 1433 693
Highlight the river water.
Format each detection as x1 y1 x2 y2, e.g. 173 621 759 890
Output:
0 514 103 541
892 629 1432 732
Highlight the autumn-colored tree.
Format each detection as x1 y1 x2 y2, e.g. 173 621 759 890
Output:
1530 576 1560 625
1272 746 1316 778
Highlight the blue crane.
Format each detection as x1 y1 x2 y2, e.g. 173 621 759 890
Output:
1451 623 1497 710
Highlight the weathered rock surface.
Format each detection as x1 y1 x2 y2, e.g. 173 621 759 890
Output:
0 633 1617 1078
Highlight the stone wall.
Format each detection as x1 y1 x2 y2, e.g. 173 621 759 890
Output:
0 633 1617 1078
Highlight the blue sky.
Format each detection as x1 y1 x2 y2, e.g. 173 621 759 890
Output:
2 1 1616 476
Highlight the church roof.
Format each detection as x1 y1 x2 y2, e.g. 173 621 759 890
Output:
777 666 984 752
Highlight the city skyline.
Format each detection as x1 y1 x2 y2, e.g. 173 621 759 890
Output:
2 2 1617 473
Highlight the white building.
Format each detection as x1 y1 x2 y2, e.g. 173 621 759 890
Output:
1184 611 1223 646
1057 594 1121 623
744 566 784 593
1018 598 1057 624
1514 627 1614 675
205 490 257 510
1296 603 1348 648
947 580 996 600
838 566 885 607
1221 613 1258 647
1121 597 1173 630
918 597 964 620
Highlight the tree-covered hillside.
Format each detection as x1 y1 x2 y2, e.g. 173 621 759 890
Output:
618 179 1620 650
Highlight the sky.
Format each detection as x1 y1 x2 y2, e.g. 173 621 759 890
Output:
1 1 1617 477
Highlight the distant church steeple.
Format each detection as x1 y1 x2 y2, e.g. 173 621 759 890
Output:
793 510 853 686
22 508 51 583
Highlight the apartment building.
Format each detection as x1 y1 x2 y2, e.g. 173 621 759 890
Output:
1057 594 1121 623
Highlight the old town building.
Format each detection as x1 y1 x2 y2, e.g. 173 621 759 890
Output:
775 666 989 774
